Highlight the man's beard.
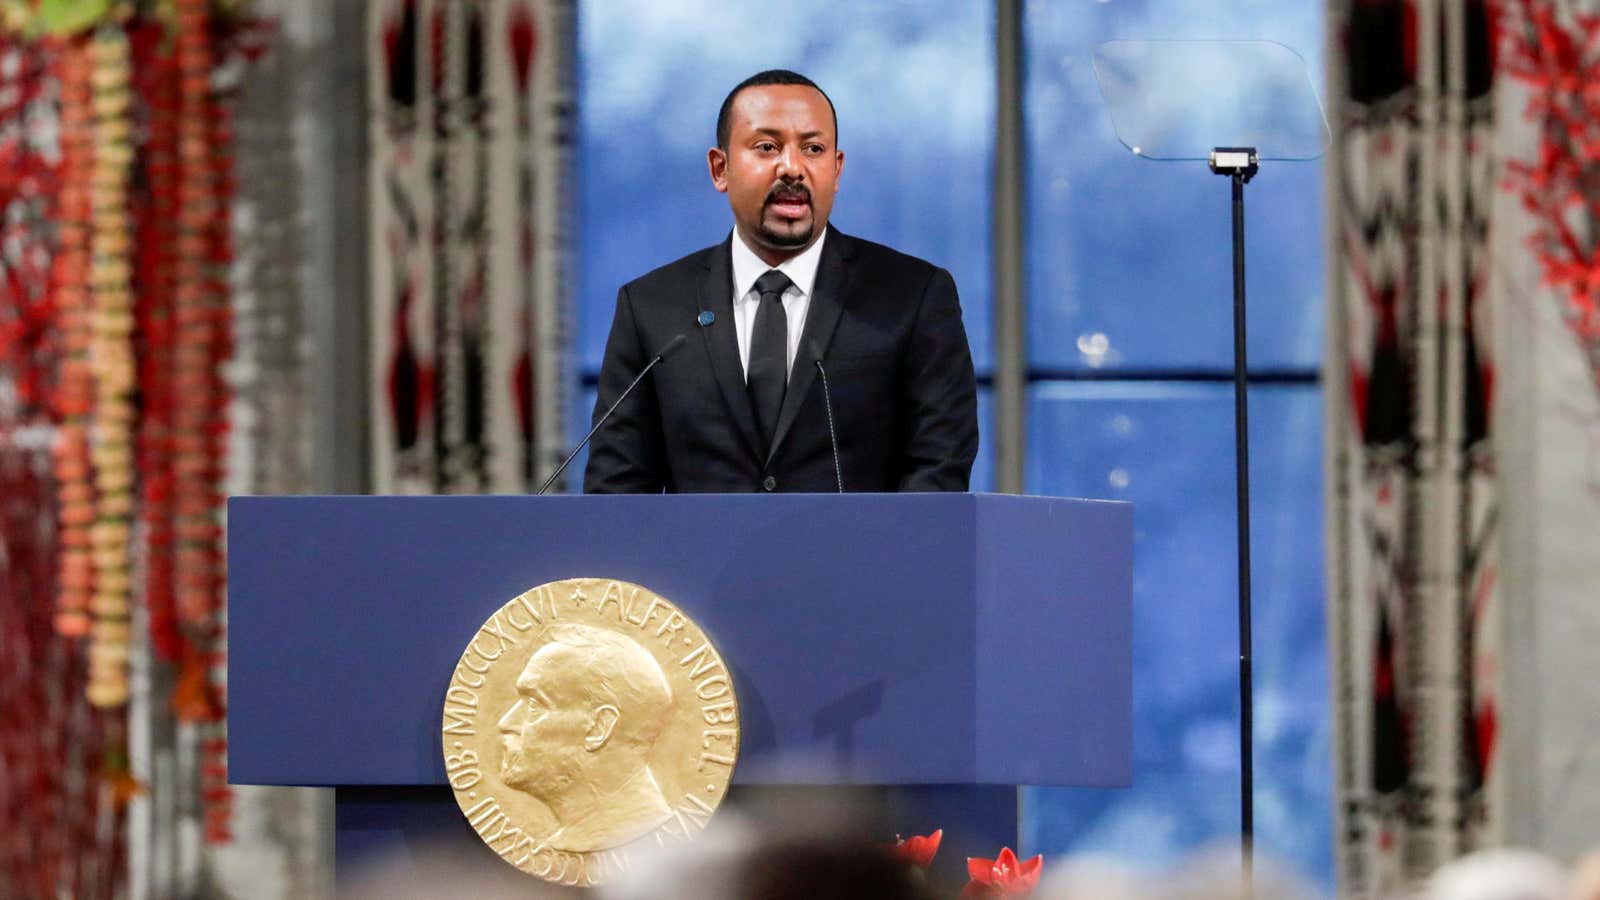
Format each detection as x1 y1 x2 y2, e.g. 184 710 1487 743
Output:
501 737 575 797
756 217 813 248
757 181 813 248
500 736 533 791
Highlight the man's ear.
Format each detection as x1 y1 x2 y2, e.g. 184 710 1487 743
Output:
708 147 729 193
585 705 619 752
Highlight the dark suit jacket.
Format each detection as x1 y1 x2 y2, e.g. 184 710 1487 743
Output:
583 226 978 493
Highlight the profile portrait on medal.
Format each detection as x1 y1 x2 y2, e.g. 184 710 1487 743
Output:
495 623 677 852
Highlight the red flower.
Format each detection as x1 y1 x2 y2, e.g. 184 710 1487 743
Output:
962 847 1043 897
891 829 942 869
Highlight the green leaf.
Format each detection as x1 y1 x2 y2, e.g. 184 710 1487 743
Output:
36 0 114 36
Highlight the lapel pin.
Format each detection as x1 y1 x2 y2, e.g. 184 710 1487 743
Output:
697 311 715 327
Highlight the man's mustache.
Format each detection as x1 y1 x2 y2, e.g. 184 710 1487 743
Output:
765 182 811 205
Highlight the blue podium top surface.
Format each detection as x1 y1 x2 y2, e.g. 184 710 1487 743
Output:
228 493 1131 789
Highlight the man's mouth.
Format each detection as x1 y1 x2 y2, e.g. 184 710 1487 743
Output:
766 189 810 220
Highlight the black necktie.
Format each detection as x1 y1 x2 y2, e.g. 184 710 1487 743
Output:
748 269 794 453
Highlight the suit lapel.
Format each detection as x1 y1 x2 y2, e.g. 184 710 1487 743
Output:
767 228 854 466
696 238 763 461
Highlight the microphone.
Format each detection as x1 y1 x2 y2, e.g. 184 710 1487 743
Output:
813 350 844 493
538 333 687 495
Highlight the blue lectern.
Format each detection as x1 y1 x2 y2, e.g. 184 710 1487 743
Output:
228 493 1131 884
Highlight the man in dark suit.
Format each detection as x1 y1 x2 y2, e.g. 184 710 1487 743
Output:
584 69 977 494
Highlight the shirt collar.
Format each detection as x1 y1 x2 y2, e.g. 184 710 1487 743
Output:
730 226 827 302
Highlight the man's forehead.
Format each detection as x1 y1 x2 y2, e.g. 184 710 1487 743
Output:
517 647 560 693
730 85 834 136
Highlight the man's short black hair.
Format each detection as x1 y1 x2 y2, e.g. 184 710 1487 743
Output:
716 69 837 150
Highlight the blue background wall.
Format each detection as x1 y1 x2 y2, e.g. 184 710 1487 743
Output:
574 1 1330 886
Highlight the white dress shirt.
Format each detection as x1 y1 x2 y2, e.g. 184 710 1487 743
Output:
729 228 826 383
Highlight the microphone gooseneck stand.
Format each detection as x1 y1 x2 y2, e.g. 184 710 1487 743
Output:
538 334 687 495
1209 146 1257 891
814 358 844 493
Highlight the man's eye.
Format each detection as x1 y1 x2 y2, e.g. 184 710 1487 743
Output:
756 142 776 152
804 144 823 154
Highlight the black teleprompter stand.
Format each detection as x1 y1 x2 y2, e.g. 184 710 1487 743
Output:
1209 145 1259 891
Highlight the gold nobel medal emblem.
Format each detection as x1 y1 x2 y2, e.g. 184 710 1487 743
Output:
441 578 740 886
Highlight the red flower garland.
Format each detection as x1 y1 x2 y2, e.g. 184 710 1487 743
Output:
170 0 236 844
85 23 137 710
51 34 96 641
2 2 262 879
172 0 223 639
131 21 183 662
3 32 129 898
0 34 58 417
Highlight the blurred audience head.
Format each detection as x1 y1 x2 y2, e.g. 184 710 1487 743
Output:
728 835 947 900
1035 855 1154 900
1157 846 1318 900
1426 848 1567 900
601 804 946 900
1570 848 1600 900
337 842 577 899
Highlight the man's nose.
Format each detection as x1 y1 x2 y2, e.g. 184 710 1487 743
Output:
776 145 803 178
497 704 521 733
